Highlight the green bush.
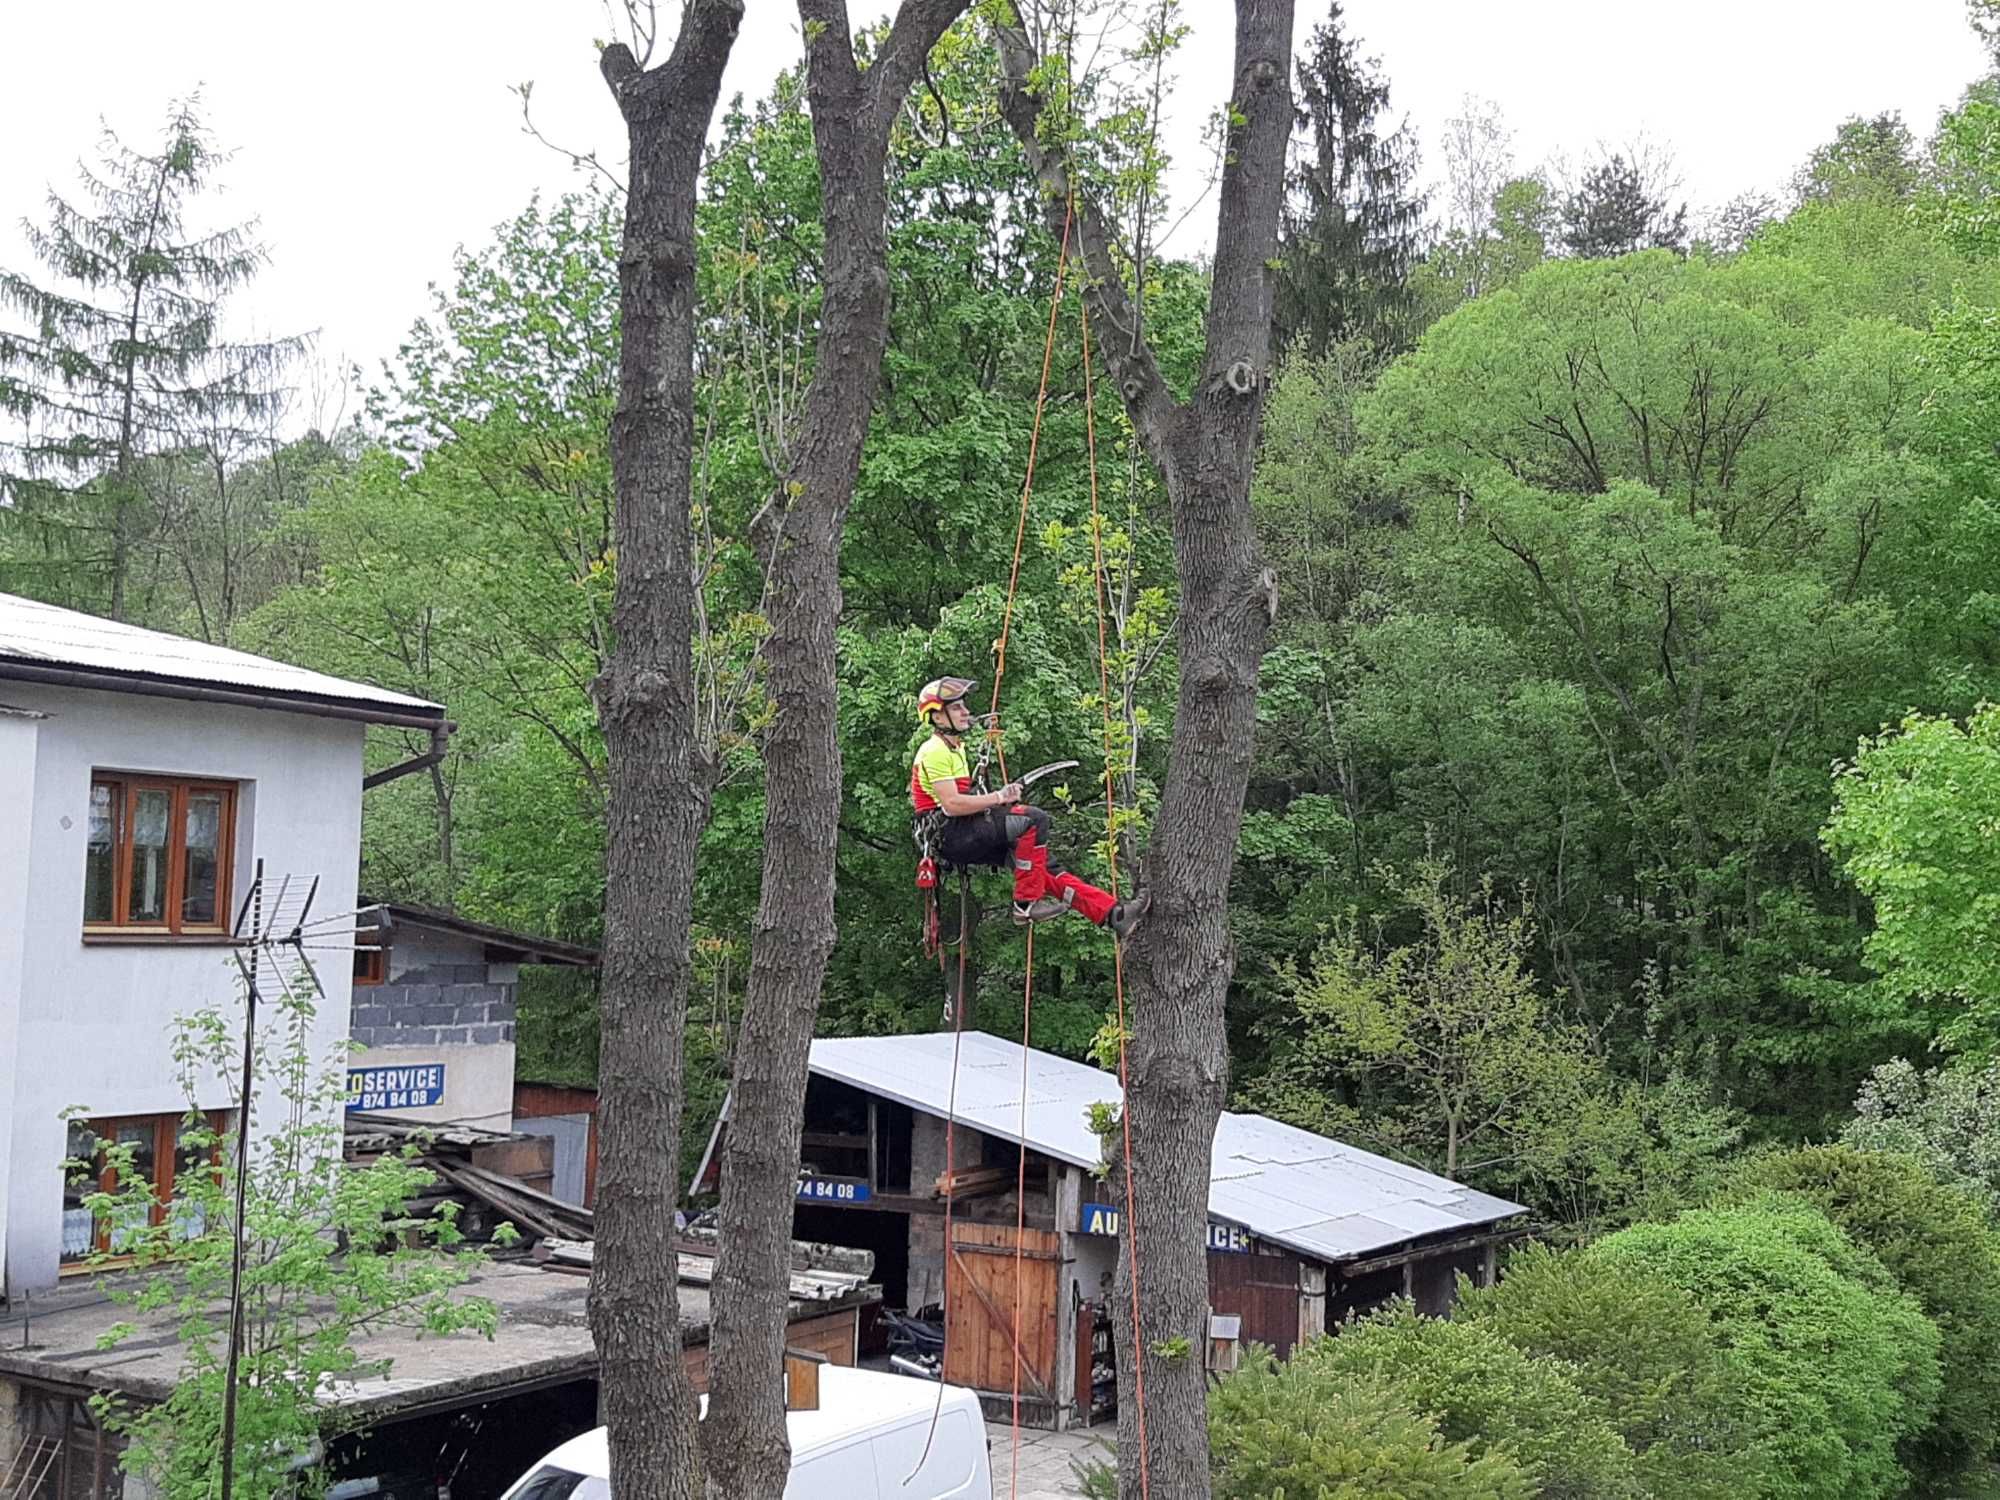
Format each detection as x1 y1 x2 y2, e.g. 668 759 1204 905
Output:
1453 1242 1773 1497
1728 1145 2000 1485
1295 1302 1641 1499
1207 1352 1534 1500
1590 1202 1943 1500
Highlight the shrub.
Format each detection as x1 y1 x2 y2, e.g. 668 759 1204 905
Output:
1454 1242 1772 1497
1728 1145 2000 1484
1590 1202 1943 1500
1208 1351 1534 1500
1842 1057 2000 1215
1296 1301 1641 1499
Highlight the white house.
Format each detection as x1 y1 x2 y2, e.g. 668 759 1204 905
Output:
0 591 448 1298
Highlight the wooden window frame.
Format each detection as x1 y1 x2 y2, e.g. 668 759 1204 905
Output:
83 775 238 937
61 1111 227 1270
353 935 388 987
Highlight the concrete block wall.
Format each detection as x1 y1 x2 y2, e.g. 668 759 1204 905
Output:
347 962 517 1049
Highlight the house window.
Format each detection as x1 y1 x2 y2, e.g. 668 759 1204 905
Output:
61 1112 227 1267
83 776 237 934
353 935 387 987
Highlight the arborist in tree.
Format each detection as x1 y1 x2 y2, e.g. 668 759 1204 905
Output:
910 675 1149 938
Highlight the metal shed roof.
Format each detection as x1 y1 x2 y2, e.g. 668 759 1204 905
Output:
786 1031 1524 1266
0 591 444 725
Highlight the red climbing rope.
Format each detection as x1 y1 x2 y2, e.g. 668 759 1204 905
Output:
1082 302 1153 1498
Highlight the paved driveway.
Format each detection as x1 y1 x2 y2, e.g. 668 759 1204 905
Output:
987 1425 1114 1499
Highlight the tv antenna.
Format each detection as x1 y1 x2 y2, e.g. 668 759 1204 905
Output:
215 860 340 1500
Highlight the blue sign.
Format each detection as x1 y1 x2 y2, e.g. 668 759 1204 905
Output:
1080 1202 1250 1254
346 1063 446 1112
1081 1201 1123 1236
797 1176 872 1204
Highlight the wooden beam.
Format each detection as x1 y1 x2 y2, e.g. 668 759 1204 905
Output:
800 1130 870 1151
866 1098 878 1190
1336 1225 1530 1279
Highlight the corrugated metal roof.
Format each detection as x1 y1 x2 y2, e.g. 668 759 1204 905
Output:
805 1032 1525 1265
0 591 442 716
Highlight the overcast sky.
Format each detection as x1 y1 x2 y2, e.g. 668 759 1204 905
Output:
0 0 1988 419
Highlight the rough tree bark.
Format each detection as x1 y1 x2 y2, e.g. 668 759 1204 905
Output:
997 4 1293 1495
698 3 970 1496
590 7 742 1500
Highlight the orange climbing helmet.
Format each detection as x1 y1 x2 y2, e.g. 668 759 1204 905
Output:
916 675 976 725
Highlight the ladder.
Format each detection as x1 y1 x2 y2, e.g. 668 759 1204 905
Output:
0 1434 61 1497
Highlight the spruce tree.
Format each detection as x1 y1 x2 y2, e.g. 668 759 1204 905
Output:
1274 0 1426 357
1559 153 1688 258
0 98 299 620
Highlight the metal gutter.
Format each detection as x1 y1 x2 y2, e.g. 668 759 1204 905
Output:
362 724 454 789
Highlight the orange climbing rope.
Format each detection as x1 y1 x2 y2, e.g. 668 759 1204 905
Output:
926 191 1155 1500
1082 302 1153 1498
996 198 1073 1500
985 198 1074 782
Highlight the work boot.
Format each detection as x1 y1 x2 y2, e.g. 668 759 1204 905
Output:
1107 891 1151 941
1013 897 1071 925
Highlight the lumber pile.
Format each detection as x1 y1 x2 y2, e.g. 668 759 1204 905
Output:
531 1236 880 1305
934 1165 1011 1200
345 1112 579 1245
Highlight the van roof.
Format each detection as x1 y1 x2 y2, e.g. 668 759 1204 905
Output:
531 1367 980 1479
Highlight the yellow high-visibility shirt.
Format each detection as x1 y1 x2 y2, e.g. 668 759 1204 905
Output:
910 734 970 813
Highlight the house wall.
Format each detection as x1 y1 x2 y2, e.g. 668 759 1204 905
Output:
345 925 518 1132
2 684 364 1296
0 712 42 1300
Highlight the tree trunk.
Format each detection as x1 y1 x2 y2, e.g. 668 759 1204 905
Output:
698 5 969 1495
999 5 1293 1495
589 10 742 1500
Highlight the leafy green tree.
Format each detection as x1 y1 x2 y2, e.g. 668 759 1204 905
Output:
1296 1302 1642 1498
1843 1057 2000 1212
1413 175 1554 317
1926 87 2000 259
1274 0 1426 355
1247 862 1596 1178
1359 250 1942 1120
1824 705 2000 1052
1590 1200 1943 1500
75 972 498 1499
1455 1243 1773 1497
1794 114 1919 204
0 97 300 621
1249 861 1736 1229
1205 1355 1534 1500
1726 1144 2000 1485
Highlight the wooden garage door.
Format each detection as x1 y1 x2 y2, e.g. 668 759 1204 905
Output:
944 1221 1061 1401
1208 1249 1306 1357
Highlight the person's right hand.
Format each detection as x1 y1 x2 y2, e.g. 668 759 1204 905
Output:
997 782 1024 804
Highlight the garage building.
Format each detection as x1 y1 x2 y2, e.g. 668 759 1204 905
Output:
694 1031 1526 1430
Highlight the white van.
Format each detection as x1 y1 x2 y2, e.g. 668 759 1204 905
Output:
497 1366 994 1499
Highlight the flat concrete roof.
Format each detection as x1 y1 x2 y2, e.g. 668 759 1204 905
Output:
0 1257 868 1423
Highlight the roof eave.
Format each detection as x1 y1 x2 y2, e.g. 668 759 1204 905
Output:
0 657 448 730
364 901 600 967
